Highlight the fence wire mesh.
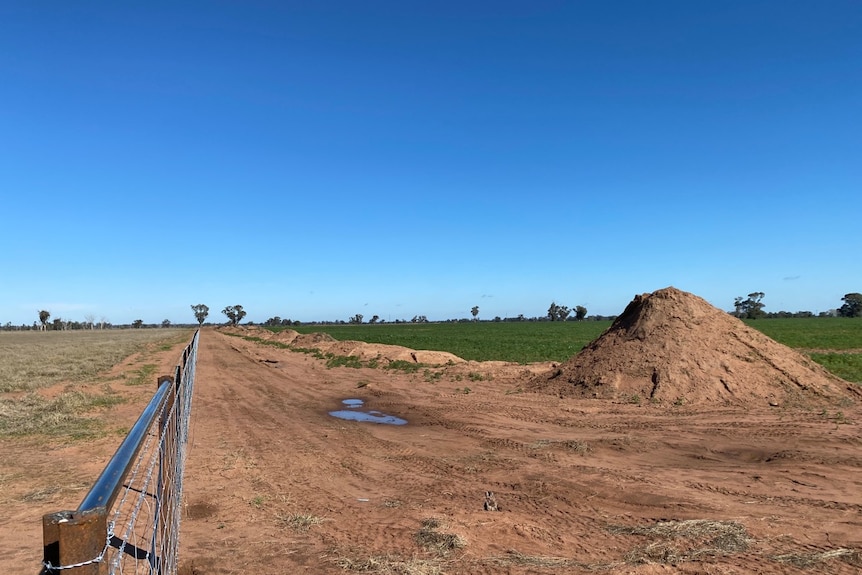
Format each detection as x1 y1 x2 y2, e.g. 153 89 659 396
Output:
41 330 198 575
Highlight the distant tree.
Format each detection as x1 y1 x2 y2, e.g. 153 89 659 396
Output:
734 292 766 319
574 305 588 321
38 310 50 331
547 302 570 321
839 293 862 318
264 316 282 326
369 315 379 324
349 314 364 324
132 319 144 329
221 305 247 326
52 318 64 330
411 315 429 323
471 306 479 321
161 319 171 328
84 314 95 330
191 304 209 326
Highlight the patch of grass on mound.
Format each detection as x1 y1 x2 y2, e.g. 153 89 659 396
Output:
325 354 365 369
385 360 426 374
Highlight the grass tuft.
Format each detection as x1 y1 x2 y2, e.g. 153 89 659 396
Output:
278 512 325 532
773 548 861 568
415 518 465 556
334 554 443 574
609 519 750 564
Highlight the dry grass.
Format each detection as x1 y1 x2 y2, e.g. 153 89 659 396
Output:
0 329 192 393
530 438 591 454
609 519 751 564
277 512 325 532
773 548 862 568
333 554 444 575
486 549 619 571
415 518 465 557
0 388 125 438
490 550 581 568
0 329 192 438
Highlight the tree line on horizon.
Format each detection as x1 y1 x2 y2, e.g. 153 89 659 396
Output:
4 293 860 331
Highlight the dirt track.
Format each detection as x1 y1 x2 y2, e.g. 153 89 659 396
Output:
172 329 862 574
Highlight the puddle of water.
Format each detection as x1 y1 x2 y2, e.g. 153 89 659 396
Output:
329 399 407 425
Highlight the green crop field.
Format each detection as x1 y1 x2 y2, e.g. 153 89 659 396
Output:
740 318 862 350
270 317 862 382
275 321 610 364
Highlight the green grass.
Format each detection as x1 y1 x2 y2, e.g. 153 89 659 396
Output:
264 318 862 382
809 353 862 383
742 318 862 350
270 321 610 363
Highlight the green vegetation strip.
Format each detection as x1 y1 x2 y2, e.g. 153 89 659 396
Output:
272 322 610 363
742 318 862 350
262 318 862 382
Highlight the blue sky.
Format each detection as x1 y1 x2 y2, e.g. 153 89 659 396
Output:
2 1 860 325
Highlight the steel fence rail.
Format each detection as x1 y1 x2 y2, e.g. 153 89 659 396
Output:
40 330 199 575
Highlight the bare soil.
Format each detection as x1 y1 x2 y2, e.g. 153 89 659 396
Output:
3 297 862 574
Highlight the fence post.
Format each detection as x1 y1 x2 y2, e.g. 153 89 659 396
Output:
42 507 107 574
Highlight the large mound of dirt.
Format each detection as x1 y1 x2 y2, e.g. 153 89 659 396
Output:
531 287 858 406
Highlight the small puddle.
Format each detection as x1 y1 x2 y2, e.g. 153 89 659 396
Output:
329 398 407 425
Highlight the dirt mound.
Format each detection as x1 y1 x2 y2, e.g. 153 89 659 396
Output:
291 332 337 347
531 287 858 406
218 325 466 367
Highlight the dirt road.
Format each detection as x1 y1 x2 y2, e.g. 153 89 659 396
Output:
174 329 862 574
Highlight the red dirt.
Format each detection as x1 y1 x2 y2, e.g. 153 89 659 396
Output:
3 296 862 574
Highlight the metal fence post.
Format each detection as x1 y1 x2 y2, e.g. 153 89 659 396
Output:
42 507 107 574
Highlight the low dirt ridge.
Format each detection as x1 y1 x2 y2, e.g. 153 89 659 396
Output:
220 325 557 381
531 286 860 406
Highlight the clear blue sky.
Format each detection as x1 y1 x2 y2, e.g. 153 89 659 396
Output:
2 1 860 325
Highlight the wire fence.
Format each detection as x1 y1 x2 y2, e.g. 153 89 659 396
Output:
41 330 199 575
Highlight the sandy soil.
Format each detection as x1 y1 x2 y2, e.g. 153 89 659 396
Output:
4 323 862 574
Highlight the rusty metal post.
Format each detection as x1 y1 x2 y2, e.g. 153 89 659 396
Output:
42 507 107 574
